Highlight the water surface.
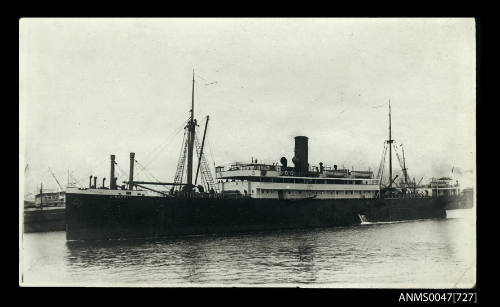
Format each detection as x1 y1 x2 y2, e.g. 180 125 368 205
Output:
21 209 476 287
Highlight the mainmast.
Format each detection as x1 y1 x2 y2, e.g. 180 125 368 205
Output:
191 70 195 127
387 101 394 190
186 70 196 186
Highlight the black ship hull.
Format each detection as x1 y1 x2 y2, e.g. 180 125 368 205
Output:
66 193 451 241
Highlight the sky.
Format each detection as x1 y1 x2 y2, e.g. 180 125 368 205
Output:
20 18 476 198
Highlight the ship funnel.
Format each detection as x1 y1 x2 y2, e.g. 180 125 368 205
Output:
129 152 135 190
93 176 97 189
110 154 116 189
102 177 106 188
89 175 93 188
293 136 309 174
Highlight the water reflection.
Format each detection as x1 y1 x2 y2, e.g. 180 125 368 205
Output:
64 229 322 284
66 238 151 269
176 237 209 283
24 214 475 286
288 237 318 283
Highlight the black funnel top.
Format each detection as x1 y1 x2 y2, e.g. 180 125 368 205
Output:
293 136 308 174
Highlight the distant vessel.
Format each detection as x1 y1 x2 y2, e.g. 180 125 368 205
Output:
65 73 457 241
422 178 473 210
402 177 472 210
23 184 66 233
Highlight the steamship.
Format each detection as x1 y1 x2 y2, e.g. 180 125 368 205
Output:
65 73 456 241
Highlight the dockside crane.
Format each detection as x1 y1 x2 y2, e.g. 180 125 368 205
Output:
48 167 63 192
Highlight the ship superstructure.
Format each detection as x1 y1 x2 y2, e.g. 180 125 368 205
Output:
215 136 379 200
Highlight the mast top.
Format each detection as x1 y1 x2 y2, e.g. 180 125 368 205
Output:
387 100 393 144
191 70 195 122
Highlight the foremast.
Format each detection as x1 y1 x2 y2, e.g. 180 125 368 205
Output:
186 70 196 186
173 71 217 193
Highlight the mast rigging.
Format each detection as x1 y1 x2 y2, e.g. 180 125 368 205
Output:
195 115 210 186
172 71 217 193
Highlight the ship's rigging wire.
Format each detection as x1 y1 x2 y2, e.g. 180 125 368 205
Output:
195 87 205 127
195 73 210 83
134 159 162 184
143 118 188 162
68 171 83 188
173 129 189 186
196 73 219 87
135 118 189 176
64 118 187 188
376 140 416 190
193 72 218 180
376 142 387 184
